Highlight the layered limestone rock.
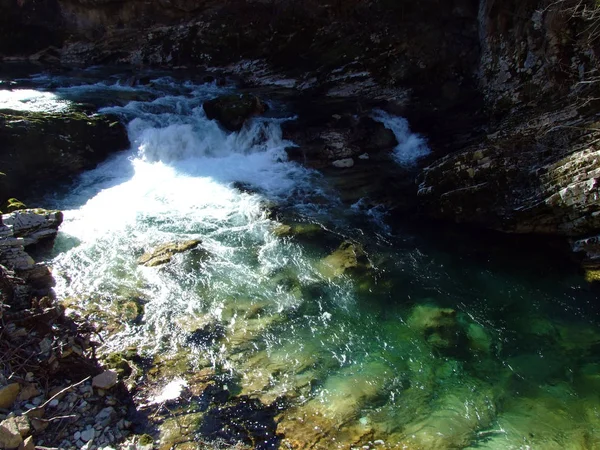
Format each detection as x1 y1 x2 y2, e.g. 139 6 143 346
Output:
0 209 63 307
0 209 62 269
417 110 600 236
416 0 600 259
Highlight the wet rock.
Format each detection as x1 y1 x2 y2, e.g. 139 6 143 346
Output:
332 158 354 168
203 94 267 132
2 209 63 244
137 239 202 267
186 322 225 347
273 222 323 239
284 114 398 168
159 412 203 449
400 383 497 449
0 210 62 283
573 234 600 273
466 322 492 354
319 241 371 278
92 371 118 390
0 110 129 204
199 396 280 449
0 383 20 409
406 304 465 352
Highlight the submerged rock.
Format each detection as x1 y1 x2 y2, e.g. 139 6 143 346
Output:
203 94 267 131
319 241 371 278
406 304 465 352
199 396 280 449
272 222 323 239
137 239 203 267
0 110 129 204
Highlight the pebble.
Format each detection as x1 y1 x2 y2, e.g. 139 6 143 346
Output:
81 428 95 442
74 431 82 440
49 399 59 407
92 371 118 391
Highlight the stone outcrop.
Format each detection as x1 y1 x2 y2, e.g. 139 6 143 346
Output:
418 108 600 236
416 0 600 267
0 210 62 308
0 110 129 205
203 94 267 131
283 112 397 168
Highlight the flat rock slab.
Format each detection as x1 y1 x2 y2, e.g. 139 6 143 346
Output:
138 239 202 267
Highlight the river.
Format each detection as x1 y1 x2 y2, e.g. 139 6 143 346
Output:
3 67 600 449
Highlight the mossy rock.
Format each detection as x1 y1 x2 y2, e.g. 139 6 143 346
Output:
0 109 129 204
203 94 267 132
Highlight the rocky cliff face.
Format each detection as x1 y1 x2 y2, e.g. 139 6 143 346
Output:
419 0 600 267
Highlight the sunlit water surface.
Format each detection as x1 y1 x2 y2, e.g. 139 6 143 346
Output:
6 70 600 449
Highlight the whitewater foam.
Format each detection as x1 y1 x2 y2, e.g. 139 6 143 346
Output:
371 109 430 165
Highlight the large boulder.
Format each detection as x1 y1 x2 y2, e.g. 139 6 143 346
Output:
203 94 267 132
283 112 397 168
0 110 129 204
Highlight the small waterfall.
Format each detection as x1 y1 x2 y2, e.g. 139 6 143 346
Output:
371 109 430 165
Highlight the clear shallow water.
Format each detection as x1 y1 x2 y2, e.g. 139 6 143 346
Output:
7 71 600 449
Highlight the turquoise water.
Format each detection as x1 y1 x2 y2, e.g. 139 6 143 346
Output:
4 68 599 449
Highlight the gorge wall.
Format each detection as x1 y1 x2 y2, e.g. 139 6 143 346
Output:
1 0 599 268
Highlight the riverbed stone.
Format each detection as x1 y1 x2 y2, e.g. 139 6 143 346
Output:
319 241 371 278
137 239 202 267
203 94 267 131
406 304 464 351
